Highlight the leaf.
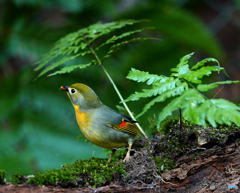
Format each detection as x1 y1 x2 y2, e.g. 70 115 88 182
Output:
48 63 91 76
126 68 167 85
210 99 240 110
178 64 189 77
125 79 180 102
35 55 79 79
182 102 200 124
197 100 211 126
191 58 219 70
126 52 240 129
171 53 193 77
197 80 240 92
35 19 150 78
182 66 225 84
178 52 194 68
204 98 240 128
137 82 188 118
157 89 204 127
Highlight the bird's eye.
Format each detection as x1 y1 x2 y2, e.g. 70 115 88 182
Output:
71 89 76 94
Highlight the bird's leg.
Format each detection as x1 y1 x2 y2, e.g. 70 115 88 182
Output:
123 143 132 162
108 148 116 163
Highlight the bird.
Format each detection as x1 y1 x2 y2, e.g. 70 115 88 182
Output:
60 83 147 162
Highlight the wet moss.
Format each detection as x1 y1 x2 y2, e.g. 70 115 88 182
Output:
26 158 125 188
153 117 240 165
153 157 175 173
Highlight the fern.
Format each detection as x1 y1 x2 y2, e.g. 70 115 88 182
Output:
34 19 156 139
34 19 154 78
125 52 240 129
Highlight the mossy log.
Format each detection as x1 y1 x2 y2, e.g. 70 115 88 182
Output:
1 141 240 192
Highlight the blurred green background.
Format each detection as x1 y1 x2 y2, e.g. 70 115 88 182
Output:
1 0 240 178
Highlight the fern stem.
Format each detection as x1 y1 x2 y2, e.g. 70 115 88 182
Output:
179 108 182 130
189 83 209 100
87 44 148 139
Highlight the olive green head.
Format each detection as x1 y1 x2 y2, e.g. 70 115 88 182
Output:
61 83 103 110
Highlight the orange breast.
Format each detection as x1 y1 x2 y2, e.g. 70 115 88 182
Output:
73 104 91 130
75 110 91 129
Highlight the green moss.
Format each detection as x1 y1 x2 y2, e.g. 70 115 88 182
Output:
10 172 26 184
153 157 175 173
0 170 6 184
27 158 125 188
159 116 179 132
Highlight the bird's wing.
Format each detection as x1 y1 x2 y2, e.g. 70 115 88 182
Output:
100 106 141 135
109 118 141 135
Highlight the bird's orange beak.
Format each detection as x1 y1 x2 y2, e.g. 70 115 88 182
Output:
61 85 69 91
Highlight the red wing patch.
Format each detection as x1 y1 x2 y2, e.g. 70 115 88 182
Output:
119 119 127 128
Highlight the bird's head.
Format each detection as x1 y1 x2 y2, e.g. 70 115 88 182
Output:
61 83 103 110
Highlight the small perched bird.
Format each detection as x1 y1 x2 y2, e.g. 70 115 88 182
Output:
61 83 146 162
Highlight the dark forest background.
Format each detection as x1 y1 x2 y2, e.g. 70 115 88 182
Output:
1 0 240 178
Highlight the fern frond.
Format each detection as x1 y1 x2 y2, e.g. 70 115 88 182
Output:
191 57 219 70
197 80 240 92
126 52 240 129
158 89 205 127
206 99 240 127
137 83 188 118
196 100 211 126
35 19 152 78
125 79 184 102
171 52 194 75
48 63 91 76
127 68 167 85
182 66 225 84
35 55 80 78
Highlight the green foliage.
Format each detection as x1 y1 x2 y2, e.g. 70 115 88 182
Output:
34 20 155 78
27 158 125 188
0 170 6 184
126 53 240 129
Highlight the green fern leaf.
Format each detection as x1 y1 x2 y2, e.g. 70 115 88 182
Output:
171 52 193 70
207 105 217 127
178 52 194 66
191 57 219 70
157 89 205 127
137 83 188 118
171 52 194 77
35 19 151 78
126 52 240 129
48 63 91 76
157 95 182 127
125 79 180 102
127 68 167 85
178 64 189 77
210 99 240 110
227 109 240 125
182 102 200 124
35 55 80 78
197 100 211 126
182 66 225 84
197 80 240 92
